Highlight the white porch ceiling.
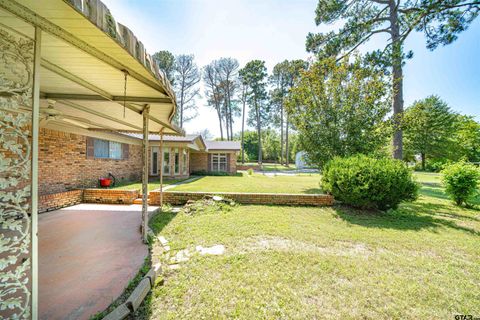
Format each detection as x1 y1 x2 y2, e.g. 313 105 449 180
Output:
0 0 182 135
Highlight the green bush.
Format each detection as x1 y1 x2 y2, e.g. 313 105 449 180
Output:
441 161 480 206
321 155 418 210
191 170 230 176
247 168 254 176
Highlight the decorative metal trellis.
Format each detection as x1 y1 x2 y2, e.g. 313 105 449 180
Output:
0 25 34 319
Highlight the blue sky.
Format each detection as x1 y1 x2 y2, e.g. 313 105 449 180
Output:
103 0 480 137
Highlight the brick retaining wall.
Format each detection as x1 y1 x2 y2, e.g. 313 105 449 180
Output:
39 190 83 213
83 189 140 204
150 191 334 206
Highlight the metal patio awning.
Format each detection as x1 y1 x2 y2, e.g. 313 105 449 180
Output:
0 0 182 134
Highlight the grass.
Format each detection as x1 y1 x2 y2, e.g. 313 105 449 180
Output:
142 172 480 319
112 178 190 192
241 162 300 172
170 171 323 194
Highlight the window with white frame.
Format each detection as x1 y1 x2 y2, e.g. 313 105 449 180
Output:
163 148 170 175
211 153 227 172
174 148 180 175
94 139 123 159
182 149 188 175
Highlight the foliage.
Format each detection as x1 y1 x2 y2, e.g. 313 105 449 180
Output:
453 115 480 162
173 54 201 127
202 58 241 141
146 172 480 319
403 95 458 170
247 168 254 175
441 161 480 206
321 155 418 210
270 59 308 165
191 170 231 176
152 50 175 85
306 0 480 159
286 57 390 168
239 60 269 163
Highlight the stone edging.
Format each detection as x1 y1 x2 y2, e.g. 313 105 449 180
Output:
149 191 334 206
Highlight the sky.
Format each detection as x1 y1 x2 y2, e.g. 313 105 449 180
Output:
102 0 480 138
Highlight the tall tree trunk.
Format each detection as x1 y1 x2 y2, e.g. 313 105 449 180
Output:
421 153 426 171
389 0 404 160
285 114 289 166
255 99 262 164
241 92 246 164
180 92 184 129
280 102 284 165
216 106 224 140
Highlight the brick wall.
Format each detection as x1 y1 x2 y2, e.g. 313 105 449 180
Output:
39 128 142 195
39 190 83 213
189 152 208 173
189 151 237 175
150 191 334 206
83 189 139 204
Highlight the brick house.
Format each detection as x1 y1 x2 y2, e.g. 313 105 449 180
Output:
125 133 241 178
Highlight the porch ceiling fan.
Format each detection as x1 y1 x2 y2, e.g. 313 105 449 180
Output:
40 100 91 128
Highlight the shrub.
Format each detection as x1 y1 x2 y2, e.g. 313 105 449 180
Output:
321 155 418 210
247 168 254 176
441 161 480 206
191 170 230 176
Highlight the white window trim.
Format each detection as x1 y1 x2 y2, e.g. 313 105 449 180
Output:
162 147 170 175
150 147 159 175
174 148 180 175
211 153 228 172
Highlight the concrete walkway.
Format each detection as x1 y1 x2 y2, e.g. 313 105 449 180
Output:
39 204 156 320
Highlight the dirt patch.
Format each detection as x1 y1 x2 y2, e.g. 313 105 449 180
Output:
237 236 376 257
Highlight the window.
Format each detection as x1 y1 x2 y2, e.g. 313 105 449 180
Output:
211 153 227 172
163 148 170 175
151 147 159 175
183 149 188 175
94 139 123 159
174 148 180 175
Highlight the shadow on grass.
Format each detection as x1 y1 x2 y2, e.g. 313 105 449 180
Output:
333 203 480 236
303 188 323 194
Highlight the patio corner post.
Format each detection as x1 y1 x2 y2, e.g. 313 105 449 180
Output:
159 129 164 207
31 26 41 320
142 105 150 244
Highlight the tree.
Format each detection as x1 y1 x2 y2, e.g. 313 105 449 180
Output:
403 95 458 170
173 54 201 128
286 57 390 168
454 115 480 162
203 60 225 140
269 61 290 165
216 58 240 140
152 50 175 85
306 0 480 160
239 60 269 164
239 78 248 163
192 128 214 140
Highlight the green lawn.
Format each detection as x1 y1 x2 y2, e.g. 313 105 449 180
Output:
113 178 190 192
140 172 480 319
170 172 322 194
242 162 299 172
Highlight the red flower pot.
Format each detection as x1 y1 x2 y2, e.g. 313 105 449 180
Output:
99 178 112 188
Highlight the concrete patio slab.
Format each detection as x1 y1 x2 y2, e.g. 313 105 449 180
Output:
39 204 157 320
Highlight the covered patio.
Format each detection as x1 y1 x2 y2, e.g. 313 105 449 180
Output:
39 204 156 320
0 0 179 319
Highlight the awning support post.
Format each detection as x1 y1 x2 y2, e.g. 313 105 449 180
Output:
141 105 150 244
31 26 42 320
159 129 164 208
